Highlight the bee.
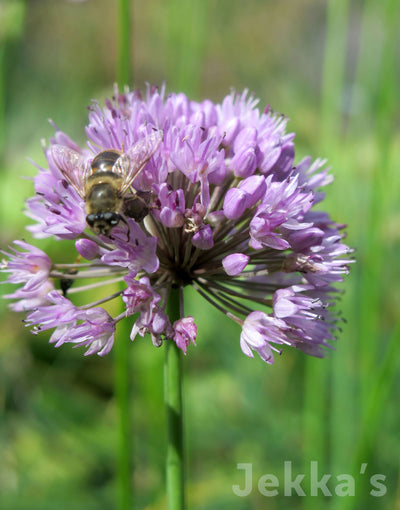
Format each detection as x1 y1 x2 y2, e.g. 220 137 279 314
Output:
50 131 162 237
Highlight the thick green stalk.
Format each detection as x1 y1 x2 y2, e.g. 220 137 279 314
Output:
115 1 133 509
165 286 185 510
115 322 133 510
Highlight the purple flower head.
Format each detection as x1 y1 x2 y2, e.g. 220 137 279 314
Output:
2 85 353 362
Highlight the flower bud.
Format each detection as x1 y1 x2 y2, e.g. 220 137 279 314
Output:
223 188 248 219
75 238 100 259
222 253 250 276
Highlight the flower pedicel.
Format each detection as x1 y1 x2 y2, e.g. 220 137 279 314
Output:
1 85 353 363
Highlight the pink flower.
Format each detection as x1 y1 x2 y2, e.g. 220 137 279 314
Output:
1 86 353 362
173 317 197 354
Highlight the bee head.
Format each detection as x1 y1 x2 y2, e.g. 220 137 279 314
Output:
86 212 121 236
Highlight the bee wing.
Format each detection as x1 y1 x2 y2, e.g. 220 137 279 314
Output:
113 130 163 194
50 144 90 198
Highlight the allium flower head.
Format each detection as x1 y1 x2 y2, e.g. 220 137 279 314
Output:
1 85 353 362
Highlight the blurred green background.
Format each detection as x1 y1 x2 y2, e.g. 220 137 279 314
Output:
1 0 399 509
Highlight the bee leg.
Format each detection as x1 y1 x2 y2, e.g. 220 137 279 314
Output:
119 214 131 242
60 270 77 296
60 255 82 296
122 192 152 223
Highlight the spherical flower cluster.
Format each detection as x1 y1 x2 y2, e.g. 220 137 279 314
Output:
1 85 353 363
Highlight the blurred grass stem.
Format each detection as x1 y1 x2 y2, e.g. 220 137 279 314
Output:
303 4 350 509
115 1 133 509
166 0 208 96
0 1 26 160
0 44 6 161
117 0 131 86
338 1 400 508
165 286 185 510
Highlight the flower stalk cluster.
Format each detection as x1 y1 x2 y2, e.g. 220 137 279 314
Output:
1 85 352 363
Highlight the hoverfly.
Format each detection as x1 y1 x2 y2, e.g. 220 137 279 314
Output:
50 130 162 237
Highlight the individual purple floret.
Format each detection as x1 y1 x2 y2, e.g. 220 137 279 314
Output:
1 85 353 362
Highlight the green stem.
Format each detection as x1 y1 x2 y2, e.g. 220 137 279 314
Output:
115 321 133 510
115 1 133 508
165 286 185 510
117 0 132 86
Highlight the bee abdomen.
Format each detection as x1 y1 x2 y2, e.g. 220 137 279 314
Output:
87 171 122 183
86 182 121 213
91 150 121 173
